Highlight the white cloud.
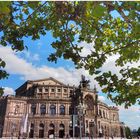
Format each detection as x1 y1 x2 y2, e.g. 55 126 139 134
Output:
37 41 42 49
100 54 140 80
98 96 106 102
78 41 95 57
118 105 140 130
0 45 140 130
118 105 140 112
32 54 40 61
0 46 99 90
78 42 139 79
19 50 40 61
3 87 15 96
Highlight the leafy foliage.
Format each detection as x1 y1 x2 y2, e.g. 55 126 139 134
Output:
138 127 140 136
125 126 132 139
0 1 139 107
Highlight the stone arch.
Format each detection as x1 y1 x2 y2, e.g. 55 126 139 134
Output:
84 94 95 116
59 123 65 138
39 123 44 138
83 91 95 99
101 125 104 137
48 123 55 138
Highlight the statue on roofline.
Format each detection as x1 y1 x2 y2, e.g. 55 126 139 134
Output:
80 75 90 89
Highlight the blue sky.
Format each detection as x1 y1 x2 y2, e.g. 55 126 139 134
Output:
0 9 140 131
0 33 140 130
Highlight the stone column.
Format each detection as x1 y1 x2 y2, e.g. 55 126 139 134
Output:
37 103 40 115
57 103 59 116
65 120 69 138
67 104 70 116
46 103 48 114
34 121 39 138
44 121 48 138
48 87 50 97
55 121 59 138
48 103 50 115
61 87 63 98
65 104 68 115
108 124 111 137
2 119 9 138
123 126 126 138
28 104 31 114
55 86 57 97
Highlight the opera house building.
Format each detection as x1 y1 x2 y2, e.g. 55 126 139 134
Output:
0 77 125 138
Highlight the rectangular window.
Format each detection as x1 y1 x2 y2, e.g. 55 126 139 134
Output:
51 88 55 92
45 88 48 92
38 88 42 93
64 89 67 93
57 88 61 92
70 90 73 93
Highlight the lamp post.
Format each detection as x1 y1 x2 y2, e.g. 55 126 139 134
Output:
77 103 86 139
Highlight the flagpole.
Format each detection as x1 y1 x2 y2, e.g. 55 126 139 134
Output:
20 113 28 138
23 113 28 138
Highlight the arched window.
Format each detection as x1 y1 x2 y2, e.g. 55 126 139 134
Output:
84 95 94 116
48 123 55 138
31 104 36 115
49 123 55 129
59 124 65 138
50 105 56 115
60 105 65 115
39 123 44 138
40 104 46 115
59 123 65 129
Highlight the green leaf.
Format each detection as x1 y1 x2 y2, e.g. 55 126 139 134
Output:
0 1 11 15
95 70 101 74
92 5 107 18
1 61 6 68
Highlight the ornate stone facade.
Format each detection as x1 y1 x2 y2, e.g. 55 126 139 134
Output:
0 77 125 138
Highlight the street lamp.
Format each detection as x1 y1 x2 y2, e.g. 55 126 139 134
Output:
77 103 86 139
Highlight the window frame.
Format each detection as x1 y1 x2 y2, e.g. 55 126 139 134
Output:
50 104 56 115
40 104 46 115
60 105 65 115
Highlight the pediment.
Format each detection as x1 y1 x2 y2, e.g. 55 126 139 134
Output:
29 77 66 86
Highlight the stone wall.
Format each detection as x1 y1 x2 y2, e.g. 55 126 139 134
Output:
0 77 125 138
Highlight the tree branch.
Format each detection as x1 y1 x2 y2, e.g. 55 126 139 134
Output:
103 39 140 55
23 1 48 22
